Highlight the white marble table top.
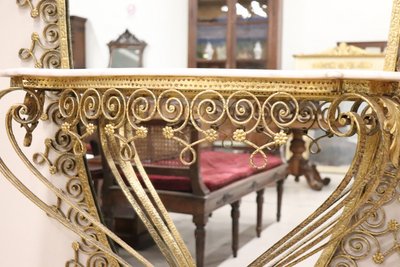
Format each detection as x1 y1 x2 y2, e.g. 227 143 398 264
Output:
2 68 400 81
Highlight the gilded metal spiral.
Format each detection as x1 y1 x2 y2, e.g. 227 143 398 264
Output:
127 88 157 126
297 100 318 127
59 89 80 126
65 178 85 202
191 90 225 126
102 88 126 129
261 92 299 136
227 91 261 134
67 203 91 229
43 23 60 45
39 0 58 24
340 231 378 260
329 255 357 267
158 89 190 129
80 88 102 126
54 153 77 178
79 227 102 254
86 252 110 267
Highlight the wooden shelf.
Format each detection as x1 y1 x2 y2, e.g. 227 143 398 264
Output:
195 59 266 69
189 0 282 69
196 59 226 68
236 58 265 63
198 18 267 26
198 21 227 26
236 19 268 26
196 59 226 63
236 59 266 69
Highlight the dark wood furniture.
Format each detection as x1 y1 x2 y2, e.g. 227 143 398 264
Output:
188 0 282 69
89 122 288 267
288 129 330 191
289 41 387 191
70 16 87 69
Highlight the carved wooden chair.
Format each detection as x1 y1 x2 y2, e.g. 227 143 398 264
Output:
89 120 288 267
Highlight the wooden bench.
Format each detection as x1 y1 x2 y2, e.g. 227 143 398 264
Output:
88 122 288 267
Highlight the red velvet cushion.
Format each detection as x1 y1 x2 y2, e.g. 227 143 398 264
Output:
147 151 283 192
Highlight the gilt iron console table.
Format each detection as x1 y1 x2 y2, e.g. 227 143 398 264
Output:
0 68 399 266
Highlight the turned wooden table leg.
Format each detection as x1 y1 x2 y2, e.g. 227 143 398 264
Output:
231 200 241 258
193 214 209 267
256 189 264 237
288 129 330 191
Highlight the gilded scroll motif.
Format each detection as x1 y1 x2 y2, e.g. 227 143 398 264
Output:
15 1 116 265
329 168 400 266
57 88 298 169
12 1 116 261
2 0 400 265
1 66 400 266
384 0 400 71
17 0 62 68
46 81 393 266
17 0 69 69
0 87 151 266
32 98 121 266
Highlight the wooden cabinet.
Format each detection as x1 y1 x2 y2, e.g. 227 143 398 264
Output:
70 16 87 69
188 0 282 69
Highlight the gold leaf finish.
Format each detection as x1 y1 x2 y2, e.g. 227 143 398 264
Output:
385 0 400 71
14 0 116 265
380 98 400 167
17 0 70 69
2 71 400 266
2 0 400 265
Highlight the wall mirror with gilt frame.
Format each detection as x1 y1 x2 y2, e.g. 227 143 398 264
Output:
2 0 400 267
108 29 147 68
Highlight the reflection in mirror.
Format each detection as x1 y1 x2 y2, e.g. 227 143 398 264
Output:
68 0 393 70
64 0 395 266
68 0 188 69
109 48 141 68
108 29 146 68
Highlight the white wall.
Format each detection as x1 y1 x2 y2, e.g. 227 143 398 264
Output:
0 2 79 266
69 0 392 70
69 0 188 68
282 0 392 69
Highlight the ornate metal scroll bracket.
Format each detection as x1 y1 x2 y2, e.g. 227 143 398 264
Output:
18 90 46 147
379 97 400 167
17 0 62 68
2 87 153 266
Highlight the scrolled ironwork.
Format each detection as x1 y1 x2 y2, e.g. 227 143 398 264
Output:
65 178 86 202
17 0 67 69
0 87 152 266
340 231 378 260
86 252 110 267
5 0 400 265
1 68 400 267
329 255 358 267
127 88 158 128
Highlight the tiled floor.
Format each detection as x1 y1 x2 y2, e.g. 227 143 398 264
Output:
122 173 342 267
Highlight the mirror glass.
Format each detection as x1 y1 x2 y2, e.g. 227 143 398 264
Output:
109 48 141 68
68 0 188 69
68 0 392 69
107 29 147 68
66 0 393 266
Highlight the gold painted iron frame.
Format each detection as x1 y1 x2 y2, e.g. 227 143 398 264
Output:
1 69 399 266
3 0 400 265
